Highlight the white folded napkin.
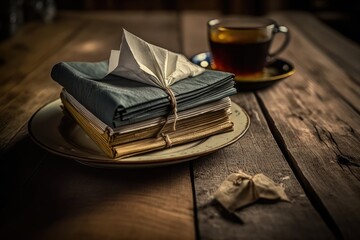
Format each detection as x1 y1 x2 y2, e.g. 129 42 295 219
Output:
107 29 205 88
107 29 205 133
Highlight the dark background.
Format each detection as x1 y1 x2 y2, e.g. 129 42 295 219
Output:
1 0 359 44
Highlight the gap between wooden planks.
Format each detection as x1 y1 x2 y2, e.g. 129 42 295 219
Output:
255 19 360 238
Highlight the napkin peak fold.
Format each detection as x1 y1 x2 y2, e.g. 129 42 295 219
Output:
107 29 205 87
107 29 205 134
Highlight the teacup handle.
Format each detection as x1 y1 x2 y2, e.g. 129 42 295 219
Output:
268 24 290 62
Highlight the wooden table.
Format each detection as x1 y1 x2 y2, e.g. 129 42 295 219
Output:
0 10 359 240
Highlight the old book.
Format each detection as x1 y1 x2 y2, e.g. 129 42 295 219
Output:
61 91 234 159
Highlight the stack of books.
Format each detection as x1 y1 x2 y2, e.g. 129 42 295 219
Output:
51 36 237 159
60 90 234 158
51 29 236 158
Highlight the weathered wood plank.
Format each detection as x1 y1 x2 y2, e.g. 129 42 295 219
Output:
192 93 333 239
256 14 360 239
256 70 360 240
58 11 181 53
0 18 85 104
181 11 334 239
269 13 360 114
0 11 195 239
272 11 360 83
1 155 194 240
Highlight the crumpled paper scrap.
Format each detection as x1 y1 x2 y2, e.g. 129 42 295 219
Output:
214 170 290 212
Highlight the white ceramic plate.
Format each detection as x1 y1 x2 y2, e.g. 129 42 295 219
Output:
28 99 250 168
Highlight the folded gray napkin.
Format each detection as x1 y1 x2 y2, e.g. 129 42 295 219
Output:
51 61 235 127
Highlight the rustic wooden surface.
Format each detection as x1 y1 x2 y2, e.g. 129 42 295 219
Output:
1 10 359 240
182 11 360 239
0 11 194 240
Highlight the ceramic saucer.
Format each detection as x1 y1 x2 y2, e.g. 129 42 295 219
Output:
190 52 295 91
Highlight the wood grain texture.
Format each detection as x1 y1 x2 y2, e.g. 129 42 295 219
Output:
0 19 85 100
1 154 194 240
0 11 195 240
192 93 333 239
269 13 360 114
181 11 334 239
256 14 360 239
58 11 182 53
256 67 360 240
272 11 360 84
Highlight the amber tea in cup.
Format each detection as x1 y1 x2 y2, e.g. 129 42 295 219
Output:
208 17 289 78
